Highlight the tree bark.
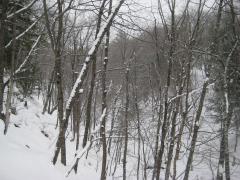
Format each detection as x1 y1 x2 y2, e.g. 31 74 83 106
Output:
155 1 176 179
165 77 184 180
0 0 8 123
123 66 130 180
183 80 209 180
82 0 107 148
4 12 16 135
48 0 66 165
100 1 112 179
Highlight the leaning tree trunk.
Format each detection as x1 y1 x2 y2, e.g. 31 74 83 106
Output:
183 80 208 180
53 0 125 168
82 0 107 148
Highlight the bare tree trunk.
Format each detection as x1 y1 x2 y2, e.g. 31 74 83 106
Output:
142 136 147 180
42 68 55 114
217 40 238 180
100 1 112 179
151 19 163 180
63 0 125 132
55 0 125 168
71 38 80 141
205 0 224 77
4 13 16 135
48 0 65 165
0 0 8 123
183 80 209 180
156 1 176 179
165 77 184 180
82 0 107 148
172 0 203 172
123 66 130 180
132 55 141 180
152 102 162 180
108 88 121 154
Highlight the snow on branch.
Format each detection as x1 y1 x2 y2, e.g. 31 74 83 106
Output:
5 20 39 48
64 0 125 123
223 39 239 114
66 108 107 177
168 82 214 103
7 0 38 19
4 34 42 85
15 34 42 75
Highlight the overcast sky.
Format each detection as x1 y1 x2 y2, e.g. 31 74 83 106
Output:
113 0 217 35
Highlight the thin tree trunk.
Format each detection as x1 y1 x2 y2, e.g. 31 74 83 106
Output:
156 1 176 179
42 68 55 114
55 0 125 167
217 40 238 180
132 57 141 180
165 77 184 180
0 0 8 123
123 67 130 180
51 0 65 165
4 13 16 135
82 0 107 148
100 1 112 179
108 88 121 154
183 80 209 180
151 21 163 179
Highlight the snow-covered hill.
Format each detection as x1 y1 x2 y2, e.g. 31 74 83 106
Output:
0 97 99 180
0 76 240 180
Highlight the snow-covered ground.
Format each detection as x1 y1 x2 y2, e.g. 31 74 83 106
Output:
0 69 240 180
0 97 100 180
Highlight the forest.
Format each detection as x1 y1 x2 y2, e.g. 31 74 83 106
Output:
0 0 240 180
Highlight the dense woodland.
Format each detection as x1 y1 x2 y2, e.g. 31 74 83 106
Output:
0 0 240 180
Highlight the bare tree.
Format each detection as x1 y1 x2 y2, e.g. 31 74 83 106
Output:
0 0 9 125
82 0 108 148
100 1 112 179
156 1 176 179
42 0 74 165
183 80 209 180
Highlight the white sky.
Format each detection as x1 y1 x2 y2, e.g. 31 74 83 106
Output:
111 0 216 36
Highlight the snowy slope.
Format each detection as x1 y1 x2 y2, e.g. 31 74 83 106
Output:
0 69 240 180
0 97 99 180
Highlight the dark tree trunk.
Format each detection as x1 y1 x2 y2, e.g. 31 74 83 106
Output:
100 1 112 179
123 67 130 180
0 0 8 123
51 0 65 165
4 11 16 135
42 68 55 114
165 77 184 180
82 0 107 148
183 81 208 180
155 1 176 178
